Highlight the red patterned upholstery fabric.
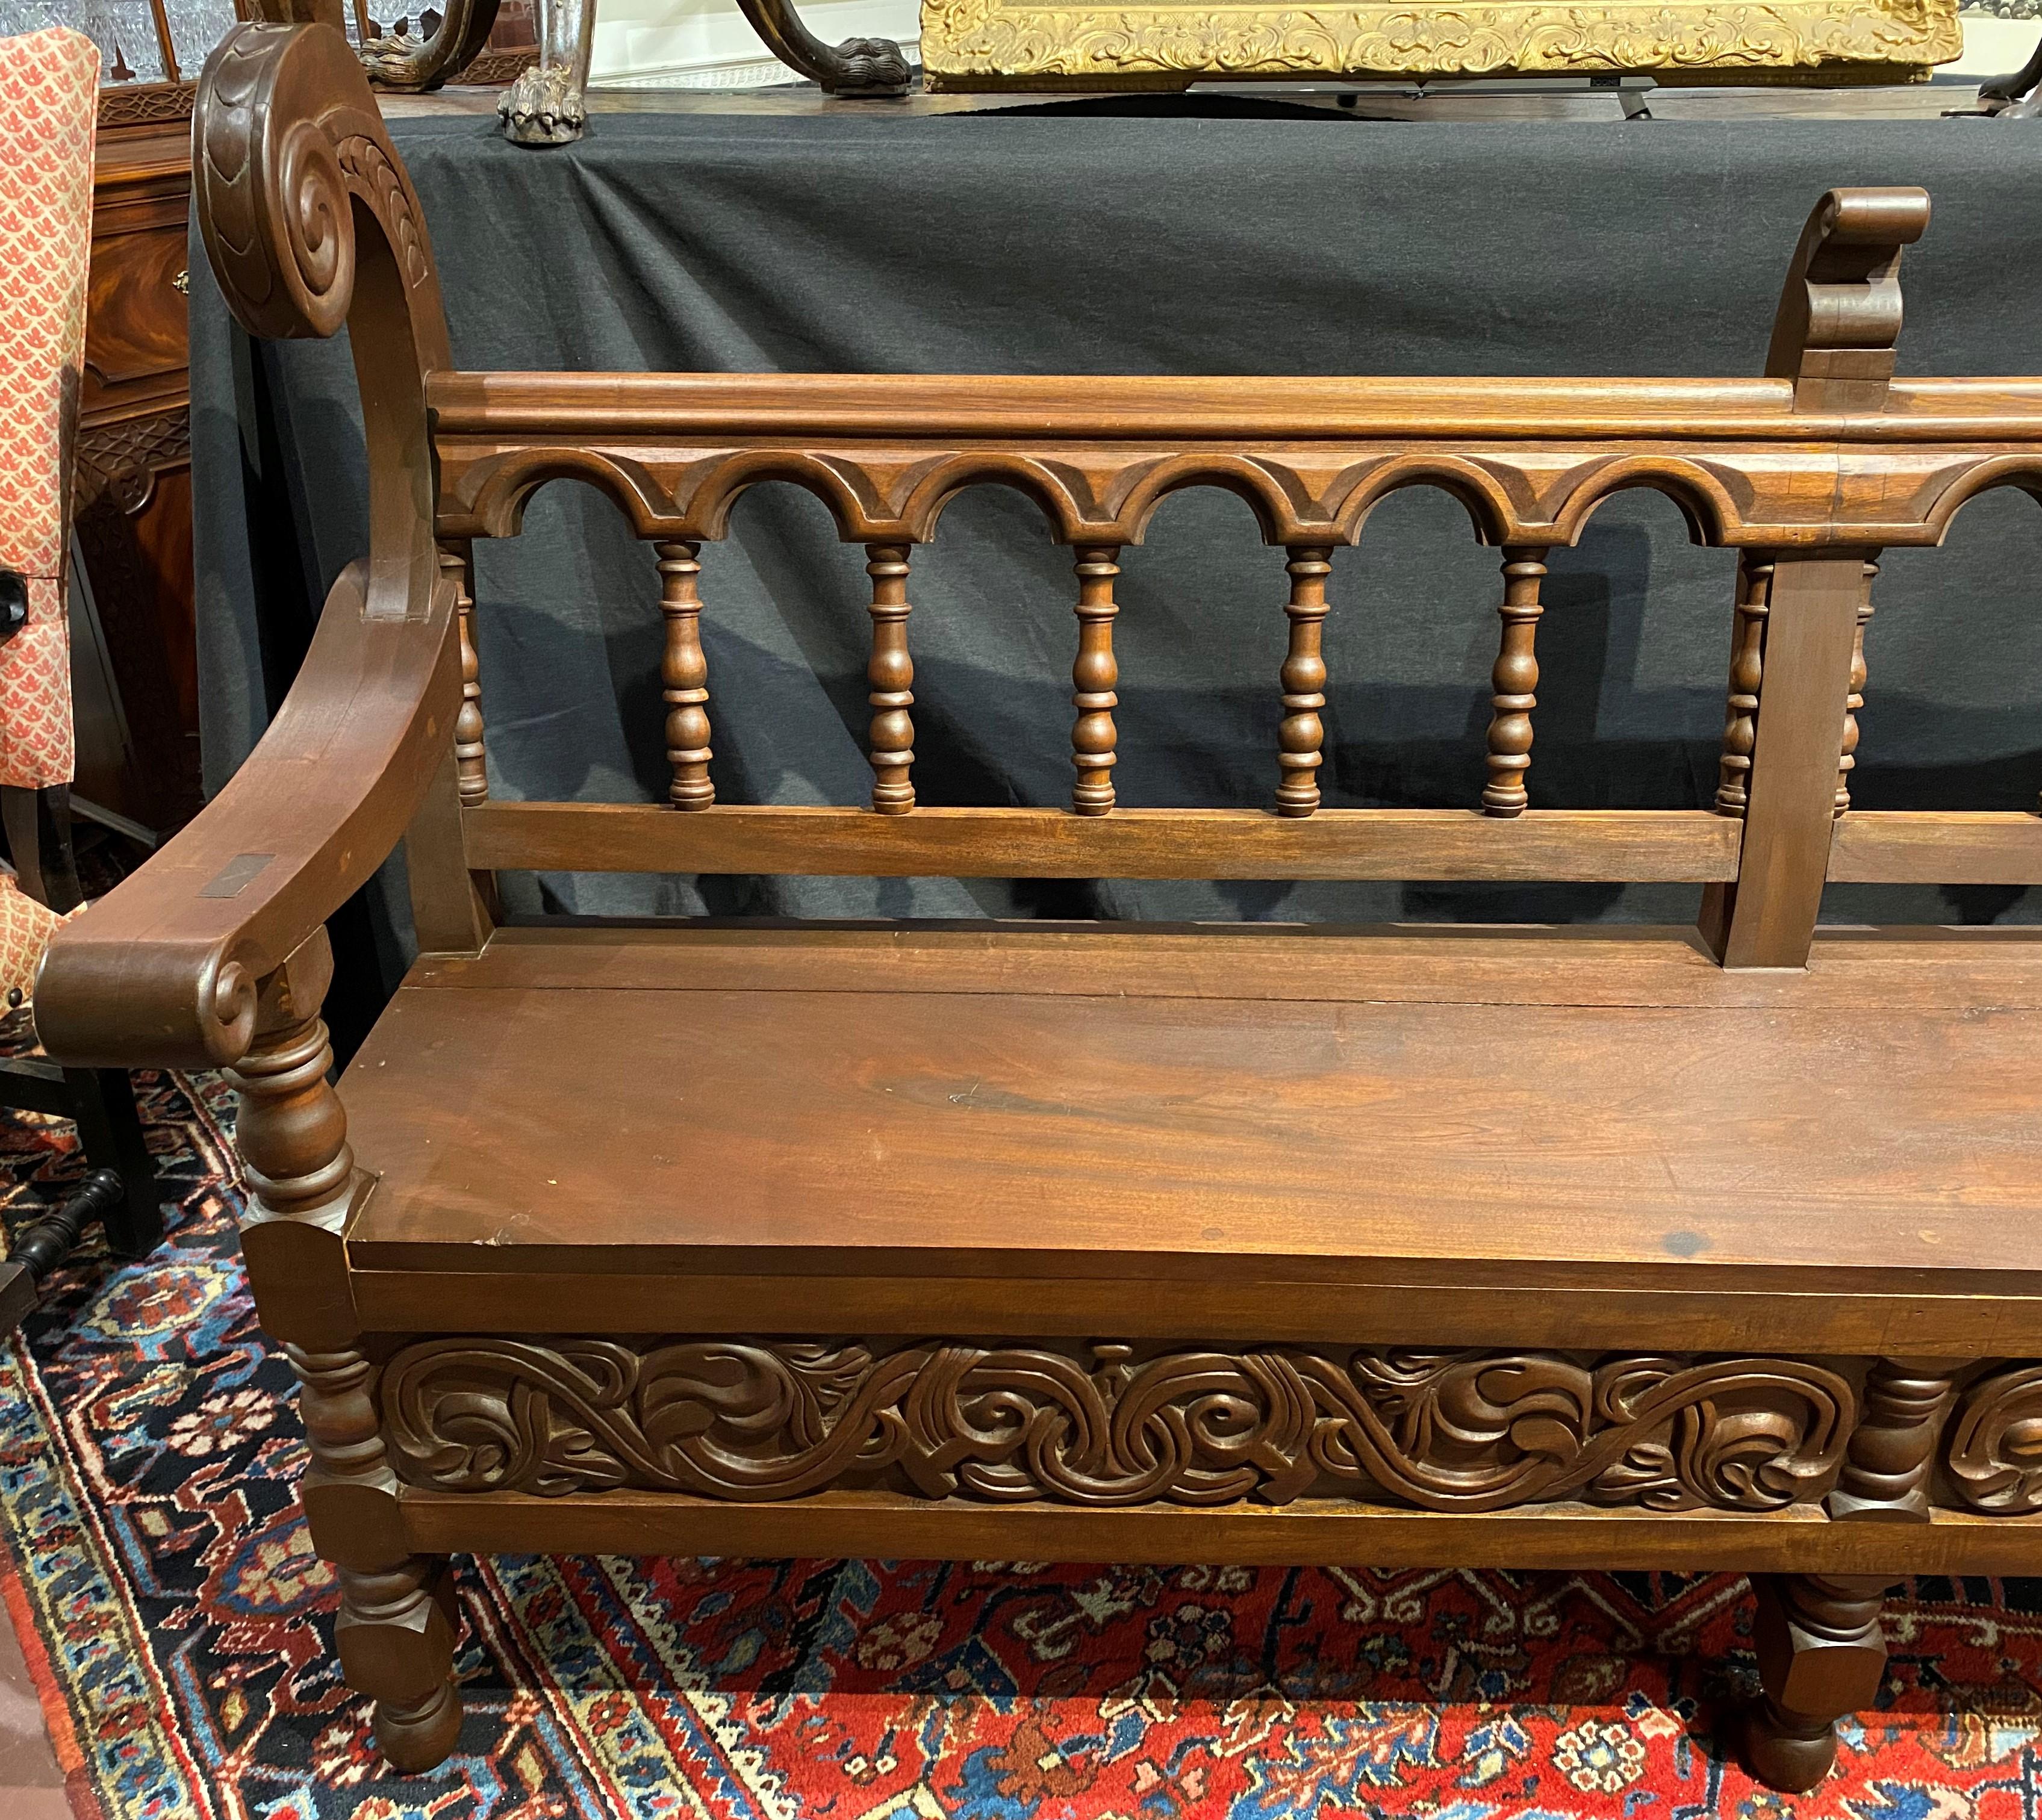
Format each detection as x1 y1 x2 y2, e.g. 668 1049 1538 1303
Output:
0 871 64 1001
0 28 98 791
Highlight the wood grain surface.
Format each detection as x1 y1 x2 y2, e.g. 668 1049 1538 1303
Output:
341 936 2042 1281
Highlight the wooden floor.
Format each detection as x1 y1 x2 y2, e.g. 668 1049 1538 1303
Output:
0 1585 67 1818
343 924 2042 1315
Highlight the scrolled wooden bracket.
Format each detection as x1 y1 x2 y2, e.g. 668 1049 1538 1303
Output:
194 23 452 364
1764 186 1929 411
737 0 914 95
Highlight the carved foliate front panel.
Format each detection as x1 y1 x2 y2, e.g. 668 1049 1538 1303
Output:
1946 1364 2042 1514
380 1338 1857 1512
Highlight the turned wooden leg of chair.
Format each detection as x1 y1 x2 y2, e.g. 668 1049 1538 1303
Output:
1745 1573 1891 1792
337 1555 463 1770
63 1066 160 1256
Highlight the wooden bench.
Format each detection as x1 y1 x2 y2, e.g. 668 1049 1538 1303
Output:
39 19 2042 1789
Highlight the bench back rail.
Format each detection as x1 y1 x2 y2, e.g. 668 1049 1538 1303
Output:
36 22 2042 1073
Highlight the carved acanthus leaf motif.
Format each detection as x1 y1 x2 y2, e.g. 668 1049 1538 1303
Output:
335 134 428 290
1946 1364 2042 1513
381 1338 1856 1512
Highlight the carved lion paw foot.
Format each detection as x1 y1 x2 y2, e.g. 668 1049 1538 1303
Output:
358 31 435 90
824 36 913 96
499 65 588 146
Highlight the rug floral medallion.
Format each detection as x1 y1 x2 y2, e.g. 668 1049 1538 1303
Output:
0 1053 2037 1820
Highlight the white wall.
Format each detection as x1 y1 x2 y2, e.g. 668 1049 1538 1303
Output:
1950 11 2041 74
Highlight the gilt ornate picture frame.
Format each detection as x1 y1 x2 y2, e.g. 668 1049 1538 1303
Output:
918 0 1962 89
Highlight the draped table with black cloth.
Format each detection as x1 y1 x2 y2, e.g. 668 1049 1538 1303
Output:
186 102 2042 1057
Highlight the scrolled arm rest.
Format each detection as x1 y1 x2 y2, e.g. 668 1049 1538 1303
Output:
46 21 473 1070
36 561 459 1069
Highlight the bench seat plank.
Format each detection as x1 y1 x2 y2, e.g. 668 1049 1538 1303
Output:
344 926 2042 1288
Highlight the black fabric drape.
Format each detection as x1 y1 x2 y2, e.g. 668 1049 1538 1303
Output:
189 106 2042 1049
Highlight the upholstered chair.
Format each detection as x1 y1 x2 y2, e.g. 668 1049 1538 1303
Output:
0 26 159 1324
0 25 96 916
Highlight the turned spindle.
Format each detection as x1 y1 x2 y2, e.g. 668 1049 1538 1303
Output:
440 542 487 807
1827 1356 1956 1522
1275 547 1333 817
1714 554 1775 818
656 539 713 810
1071 546 1121 815
865 544 915 813
1835 559 1876 817
1482 548 1547 816
228 936 464 1771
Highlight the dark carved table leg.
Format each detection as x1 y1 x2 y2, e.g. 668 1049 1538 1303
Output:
1746 1573 1890 1792
735 0 912 96
1978 31 2042 113
229 931 464 1771
66 1066 160 1258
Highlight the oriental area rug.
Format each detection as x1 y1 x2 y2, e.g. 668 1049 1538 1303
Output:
0 1044 2039 1820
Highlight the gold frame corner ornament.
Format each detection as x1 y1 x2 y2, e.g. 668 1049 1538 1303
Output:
916 0 1963 87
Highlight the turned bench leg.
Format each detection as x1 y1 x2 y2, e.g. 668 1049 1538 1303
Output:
339 1555 463 1769
229 931 467 1774
1746 1573 1890 1792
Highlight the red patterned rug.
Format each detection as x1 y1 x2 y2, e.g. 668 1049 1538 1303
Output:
0 1048 2038 1819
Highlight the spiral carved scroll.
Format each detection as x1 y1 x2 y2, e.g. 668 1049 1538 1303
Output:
1946 1364 2042 1513
195 24 443 348
381 1339 1854 1512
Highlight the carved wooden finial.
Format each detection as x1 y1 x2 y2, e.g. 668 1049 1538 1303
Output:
1765 187 1930 410
865 545 915 814
1713 554 1774 818
1071 547 1121 815
655 540 713 810
1482 548 1547 817
1275 547 1333 818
